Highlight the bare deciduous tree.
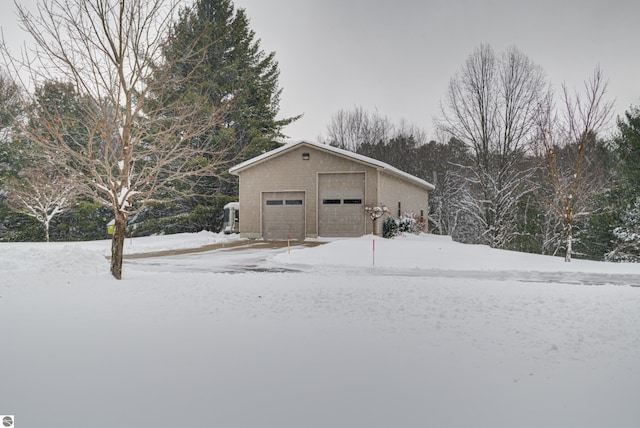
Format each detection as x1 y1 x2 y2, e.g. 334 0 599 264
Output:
423 138 475 240
438 44 548 248
534 67 613 262
4 166 75 242
2 0 236 278
322 106 395 151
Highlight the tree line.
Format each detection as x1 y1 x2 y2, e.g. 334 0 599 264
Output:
0 1 638 279
322 46 640 263
0 0 296 278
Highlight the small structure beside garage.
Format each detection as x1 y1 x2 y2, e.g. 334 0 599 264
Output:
228 139 435 240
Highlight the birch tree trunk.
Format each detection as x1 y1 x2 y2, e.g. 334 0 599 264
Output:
565 230 573 263
534 67 613 262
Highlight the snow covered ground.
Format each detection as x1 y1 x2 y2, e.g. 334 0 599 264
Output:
1 232 640 427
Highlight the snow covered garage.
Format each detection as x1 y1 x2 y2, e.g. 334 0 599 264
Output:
229 139 435 240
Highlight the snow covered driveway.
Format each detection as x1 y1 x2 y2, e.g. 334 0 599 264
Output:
126 236 640 285
1 233 640 427
124 240 315 274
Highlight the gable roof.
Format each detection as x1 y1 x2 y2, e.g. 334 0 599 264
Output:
229 139 435 191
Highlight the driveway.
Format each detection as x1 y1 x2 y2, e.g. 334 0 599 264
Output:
123 240 326 274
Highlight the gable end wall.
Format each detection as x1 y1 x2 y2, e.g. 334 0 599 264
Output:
237 144 379 238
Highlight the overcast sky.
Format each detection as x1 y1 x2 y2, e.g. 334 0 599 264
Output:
233 0 640 141
2 0 639 141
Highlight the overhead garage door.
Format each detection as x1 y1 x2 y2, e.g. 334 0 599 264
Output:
318 172 365 237
262 191 305 240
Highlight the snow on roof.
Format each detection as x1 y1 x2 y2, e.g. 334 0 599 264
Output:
229 139 435 190
223 201 239 209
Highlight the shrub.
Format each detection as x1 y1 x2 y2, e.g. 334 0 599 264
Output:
128 196 237 236
383 216 398 238
52 201 112 241
383 213 425 238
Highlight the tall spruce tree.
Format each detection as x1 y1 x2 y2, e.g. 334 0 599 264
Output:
0 71 23 177
130 0 299 234
606 106 640 261
615 107 640 193
164 0 298 159
0 71 26 241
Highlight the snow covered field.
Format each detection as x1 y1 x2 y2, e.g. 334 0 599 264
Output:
1 232 640 427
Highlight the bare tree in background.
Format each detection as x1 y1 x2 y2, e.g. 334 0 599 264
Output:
2 0 235 279
422 137 475 240
322 106 395 150
4 166 75 242
438 44 547 248
534 68 613 262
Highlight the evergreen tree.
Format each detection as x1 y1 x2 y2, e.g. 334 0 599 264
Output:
614 107 640 194
163 0 298 159
1 80 98 242
0 71 27 240
606 106 640 261
0 71 23 178
606 196 640 262
32 81 92 142
128 0 300 235
580 188 621 260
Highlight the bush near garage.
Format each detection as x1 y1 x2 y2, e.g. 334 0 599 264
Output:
383 213 426 238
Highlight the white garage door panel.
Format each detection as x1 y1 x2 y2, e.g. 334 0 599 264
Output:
318 173 365 237
262 191 305 240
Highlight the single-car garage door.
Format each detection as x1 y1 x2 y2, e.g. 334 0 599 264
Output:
262 191 305 240
318 172 365 237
